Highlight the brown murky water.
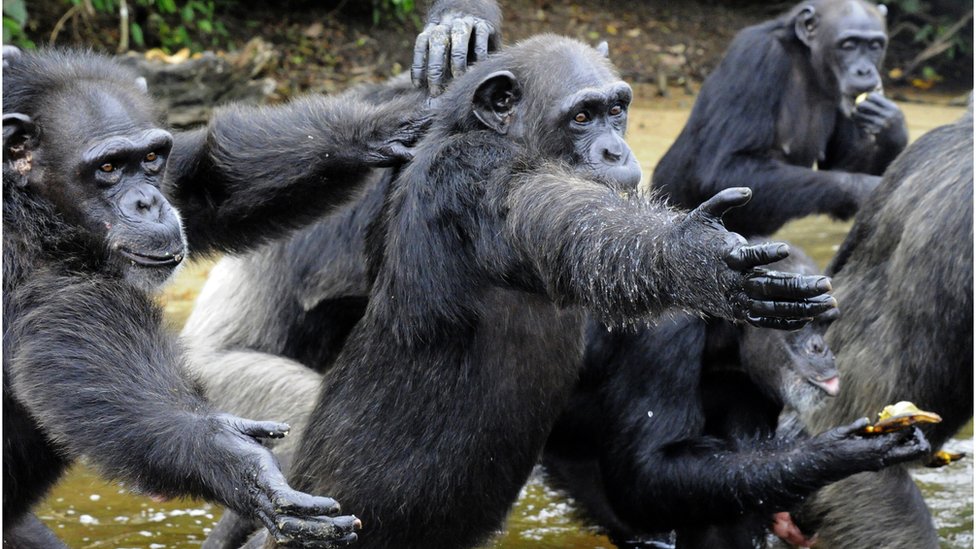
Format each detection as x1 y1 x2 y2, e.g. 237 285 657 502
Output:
36 101 972 548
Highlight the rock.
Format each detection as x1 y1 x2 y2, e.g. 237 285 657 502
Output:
117 38 278 129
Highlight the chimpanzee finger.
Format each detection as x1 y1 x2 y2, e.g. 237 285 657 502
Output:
272 515 361 548
747 293 836 319
744 315 811 330
473 21 492 61
742 271 832 300
835 417 872 437
852 111 887 132
375 142 415 166
693 187 752 221
411 30 431 89
271 488 343 517
450 18 472 78
426 26 450 96
237 419 291 439
883 427 932 465
725 242 789 270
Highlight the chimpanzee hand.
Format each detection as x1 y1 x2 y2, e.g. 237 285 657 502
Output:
212 414 361 547
853 92 908 147
683 188 837 330
808 418 932 473
362 98 434 168
412 12 496 96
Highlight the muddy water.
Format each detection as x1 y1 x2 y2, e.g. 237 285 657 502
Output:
36 101 971 548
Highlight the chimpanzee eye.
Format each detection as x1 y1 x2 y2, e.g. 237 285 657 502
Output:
145 151 157 162
869 40 883 51
99 163 115 173
840 39 857 51
574 112 590 124
609 105 623 116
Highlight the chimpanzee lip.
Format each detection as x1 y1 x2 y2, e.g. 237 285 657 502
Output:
120 248 185 267
808 375 840 397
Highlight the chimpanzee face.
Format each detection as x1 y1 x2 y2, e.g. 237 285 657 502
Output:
739 307 840 413
467 40 643 193
3 84 187 291
557 81 642 191
795 0 888 110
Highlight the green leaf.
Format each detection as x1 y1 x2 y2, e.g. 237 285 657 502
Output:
158 0 177 14
181 5 195 22
130 21 144 46
197 19 212 33
2 0 28 26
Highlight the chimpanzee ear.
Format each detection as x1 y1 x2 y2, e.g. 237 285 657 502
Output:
595 41 610 58
472 70 522 135
877 4 888 18
795 5 819 47
4 113 37 186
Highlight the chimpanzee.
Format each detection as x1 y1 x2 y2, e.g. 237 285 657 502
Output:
787 104 974 548
541 245 930 549
1 46 431 547
651 0 908 237
202 35 846 549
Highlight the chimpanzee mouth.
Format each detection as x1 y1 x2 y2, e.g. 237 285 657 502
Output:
808 375 840 397
120 248 185 267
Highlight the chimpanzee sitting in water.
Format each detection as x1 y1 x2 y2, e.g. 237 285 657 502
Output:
1 46 430 547
542 245 929 549
652 0 907 237
188 35 851 549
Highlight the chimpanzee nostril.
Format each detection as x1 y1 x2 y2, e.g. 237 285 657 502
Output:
603 148 623 164
125 186 164 221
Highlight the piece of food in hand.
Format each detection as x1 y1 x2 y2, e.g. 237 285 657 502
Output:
855 86 884 106
925 449 965 468
862 401 942 434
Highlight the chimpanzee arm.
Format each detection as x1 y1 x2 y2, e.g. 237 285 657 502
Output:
823 98 909 175
504 165 836 329
164 90 429 256
5 276 359 547
695 155 882 237
590 319 931 530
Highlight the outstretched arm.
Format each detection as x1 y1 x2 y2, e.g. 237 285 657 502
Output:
694 154 882 237
6 276 359 547
164 90 428 255
505 165 836 329
589 322 930 531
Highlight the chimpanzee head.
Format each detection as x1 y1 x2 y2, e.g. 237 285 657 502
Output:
736 244 840 413
437 34 643 192
3 48 186 291
793 0 889 114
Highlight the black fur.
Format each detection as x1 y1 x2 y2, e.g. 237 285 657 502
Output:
651 0 907 237
1 47 427 545
791 105 974 548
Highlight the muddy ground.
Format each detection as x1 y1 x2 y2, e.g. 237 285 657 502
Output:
24 0 972 104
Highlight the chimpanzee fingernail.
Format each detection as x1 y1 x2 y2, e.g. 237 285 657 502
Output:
816 277 832 292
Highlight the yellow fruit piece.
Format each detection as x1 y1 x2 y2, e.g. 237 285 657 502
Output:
862 401 942 435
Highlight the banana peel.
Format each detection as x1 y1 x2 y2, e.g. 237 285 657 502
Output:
925 449 965 468
861 401 942 435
